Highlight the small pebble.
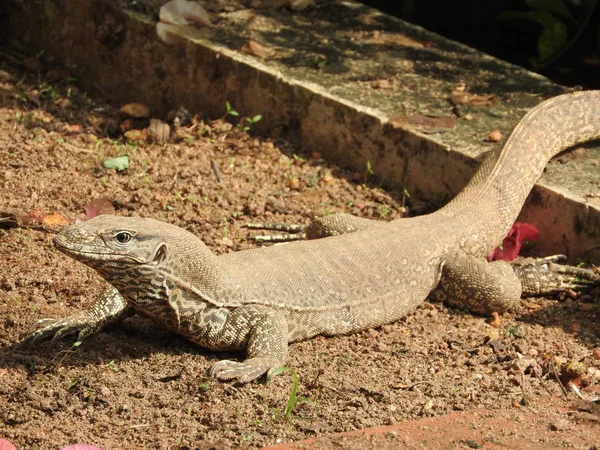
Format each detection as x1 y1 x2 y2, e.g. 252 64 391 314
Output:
488 129 502 142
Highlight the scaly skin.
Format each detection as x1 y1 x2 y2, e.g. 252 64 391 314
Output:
24 91 600 383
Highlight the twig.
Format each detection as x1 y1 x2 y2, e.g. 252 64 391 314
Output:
550 359 569 398
211 160 223 183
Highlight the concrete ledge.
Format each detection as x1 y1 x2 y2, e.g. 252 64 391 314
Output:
4 0 600 259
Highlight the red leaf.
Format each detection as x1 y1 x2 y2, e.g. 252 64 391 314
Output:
487 222 540 262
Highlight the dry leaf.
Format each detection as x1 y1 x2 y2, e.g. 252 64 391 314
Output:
64 124 83 134
83 198 116 220
120 102 150 118
41 212 71 228
371 79 390 90
388 114 456 133
449 90 497 107
242 39 276 60
366 33 424 49
124 129 148 142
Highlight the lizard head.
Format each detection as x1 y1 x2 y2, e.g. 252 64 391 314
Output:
53 215 223 304
53 215 170 268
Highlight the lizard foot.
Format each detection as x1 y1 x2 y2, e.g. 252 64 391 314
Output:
22 313 101 345
513 255 600 295
208 357 280 383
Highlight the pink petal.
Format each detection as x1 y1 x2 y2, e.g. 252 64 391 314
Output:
83 198 116 220
512 222 539 242
0 439 16 450
61 445 104 450
487 222 540 262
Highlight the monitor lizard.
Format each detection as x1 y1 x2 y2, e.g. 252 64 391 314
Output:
24 90 600 383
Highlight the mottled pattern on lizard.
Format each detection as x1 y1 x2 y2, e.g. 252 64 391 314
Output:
24 91 600 383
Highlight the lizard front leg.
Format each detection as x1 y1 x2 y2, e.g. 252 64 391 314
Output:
512 255 599 295
23 285 133 344
206 305 288 383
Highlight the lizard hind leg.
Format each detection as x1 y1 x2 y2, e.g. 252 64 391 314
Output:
511 254 600 295
432 251 522 315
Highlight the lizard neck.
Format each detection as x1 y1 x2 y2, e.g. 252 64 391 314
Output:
440 90 600 256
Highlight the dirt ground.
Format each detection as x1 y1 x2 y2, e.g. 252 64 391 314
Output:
0 43 600 450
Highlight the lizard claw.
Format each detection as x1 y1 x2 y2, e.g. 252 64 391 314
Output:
22 314 98 345
208 358 280 383
513 254 600 295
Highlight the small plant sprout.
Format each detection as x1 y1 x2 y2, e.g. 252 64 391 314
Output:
506 325 522 338
378 205 391 219
266 367 310 420
364 160 375 183
223 101 239 120
402 188 411 208
238 114 262 132
292 154 306 164
51 340 83 369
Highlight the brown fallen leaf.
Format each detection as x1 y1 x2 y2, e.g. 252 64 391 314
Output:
387 113 456 133
64 123 83 134
366 32 424 49
83 198 116 220
41 212 71 229
371 79 390 90
124 128 148 142
120 102 150 118
449 89 498 107
242 39 276 60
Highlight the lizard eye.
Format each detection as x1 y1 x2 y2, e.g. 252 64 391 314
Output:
115 232 133 244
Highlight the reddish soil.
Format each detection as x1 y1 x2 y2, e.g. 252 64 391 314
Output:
0 47 599 450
